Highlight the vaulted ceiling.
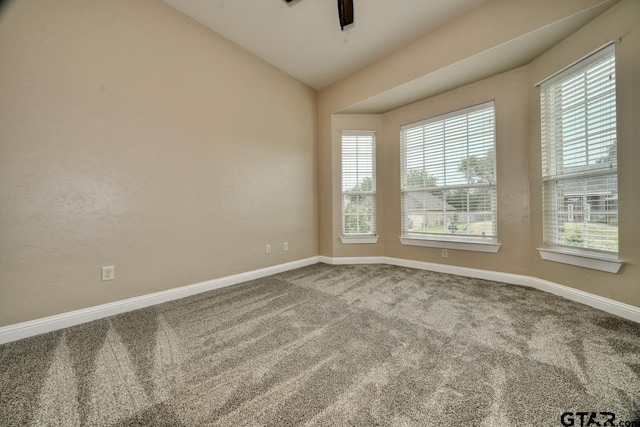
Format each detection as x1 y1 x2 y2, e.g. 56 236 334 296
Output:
164 0 614 113
163 0 486 90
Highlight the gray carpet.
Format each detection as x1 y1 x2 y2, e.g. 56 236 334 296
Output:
1 263 639 426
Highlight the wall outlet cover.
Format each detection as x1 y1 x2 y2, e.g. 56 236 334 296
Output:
102 266 115 281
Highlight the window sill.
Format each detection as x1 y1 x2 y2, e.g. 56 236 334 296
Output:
341 236 379 244
537 247 622 274
399 237 501 253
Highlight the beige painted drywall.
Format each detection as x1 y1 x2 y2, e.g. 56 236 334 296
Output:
527 0 640 306
0 0 317 326
331 114 384 257
382 67 532 275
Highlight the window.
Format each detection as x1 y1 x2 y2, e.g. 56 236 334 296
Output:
341 131 376 241
540 45 618 256
400 102 497 249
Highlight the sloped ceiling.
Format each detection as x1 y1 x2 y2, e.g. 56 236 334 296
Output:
340 2 613 114
164 0 614 113
164 0 486 90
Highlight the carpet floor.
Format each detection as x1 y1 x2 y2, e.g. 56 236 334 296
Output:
1 263 639 426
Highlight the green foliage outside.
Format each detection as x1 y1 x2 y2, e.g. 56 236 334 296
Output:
351 176 373 193
406 149 495 213
444 188 492 212
561 222 618 252
565 229 584 245
343 205 373 235
405 169 438 189
343 177 374 235
596 142 617 165
403 149 496 236
458 149 495 184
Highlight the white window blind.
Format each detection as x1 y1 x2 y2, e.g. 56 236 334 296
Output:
342 131 376 236
540 44 618 254
400 101 497 242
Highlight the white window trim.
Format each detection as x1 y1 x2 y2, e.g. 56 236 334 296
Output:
340 236 379 244
400 237 500 253
537 247 622 274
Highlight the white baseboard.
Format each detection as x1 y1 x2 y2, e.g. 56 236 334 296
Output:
327 256 640 324
523 277 640 323
318 256 386 265
2 255 638 345
388 257 640 322
0 257 320 345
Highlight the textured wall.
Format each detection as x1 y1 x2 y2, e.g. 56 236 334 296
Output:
0 0 317 326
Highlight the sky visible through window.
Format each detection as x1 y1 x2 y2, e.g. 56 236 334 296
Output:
558 57 616 171
404 108 495 187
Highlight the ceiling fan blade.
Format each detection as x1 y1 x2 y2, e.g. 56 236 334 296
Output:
338 0 354 30
283 0 354 32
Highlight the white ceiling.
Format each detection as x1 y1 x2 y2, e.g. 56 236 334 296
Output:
163 0 487 90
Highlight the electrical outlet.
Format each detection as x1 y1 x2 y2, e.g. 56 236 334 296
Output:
102 266 115 281
265 244 271 254
441 249 448 258
284 242 288 251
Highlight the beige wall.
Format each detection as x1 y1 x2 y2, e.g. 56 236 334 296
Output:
527 0 640 306
0 0 317 326
382 67 532 274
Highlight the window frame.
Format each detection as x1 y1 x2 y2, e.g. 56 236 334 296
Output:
399 101 500 253
340 130 378 244
537 43 622 273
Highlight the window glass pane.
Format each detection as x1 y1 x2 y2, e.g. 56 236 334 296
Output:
342 132 376 236
401 102 497 242
540 45 618 254
403 188 496 238
544 174 618 252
